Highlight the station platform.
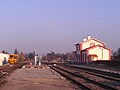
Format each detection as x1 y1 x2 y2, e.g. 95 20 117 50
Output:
0 65 78 90
70 64 120 75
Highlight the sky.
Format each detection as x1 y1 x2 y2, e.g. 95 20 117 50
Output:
0 0 120 54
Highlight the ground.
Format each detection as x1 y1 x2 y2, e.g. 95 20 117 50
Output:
0 67 78 90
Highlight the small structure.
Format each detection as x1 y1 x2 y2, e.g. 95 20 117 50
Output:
0 53 9 65
75 36 111 64
34 55 41 66
39 56 41 66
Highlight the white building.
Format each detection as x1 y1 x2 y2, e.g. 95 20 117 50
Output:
0 53 9 66
34 55 41 66
75 36 111 64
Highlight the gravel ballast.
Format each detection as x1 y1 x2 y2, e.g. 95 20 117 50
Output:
0 66 78 90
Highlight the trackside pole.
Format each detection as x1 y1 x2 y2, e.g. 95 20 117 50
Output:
34 55 37 66
39 56 41 66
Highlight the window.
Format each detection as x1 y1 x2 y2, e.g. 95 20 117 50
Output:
10 55 13 58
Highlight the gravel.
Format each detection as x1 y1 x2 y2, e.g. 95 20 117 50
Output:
0 66 78 90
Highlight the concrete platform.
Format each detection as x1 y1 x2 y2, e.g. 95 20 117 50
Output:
71 64 120 75
0 66 78 90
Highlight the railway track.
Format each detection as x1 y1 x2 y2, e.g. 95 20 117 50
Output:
0 63 26 87
51 65 120 90
65 65 120 82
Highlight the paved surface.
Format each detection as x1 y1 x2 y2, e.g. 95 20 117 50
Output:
0 67 78 90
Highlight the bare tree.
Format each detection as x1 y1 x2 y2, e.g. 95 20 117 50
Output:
113 48 120 60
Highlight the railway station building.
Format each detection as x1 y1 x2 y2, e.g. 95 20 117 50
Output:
74 36 111 64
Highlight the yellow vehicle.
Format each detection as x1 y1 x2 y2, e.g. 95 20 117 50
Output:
8 54 19 64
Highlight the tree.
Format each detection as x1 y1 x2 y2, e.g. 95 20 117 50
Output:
113 48 120 60
2 50 6 53
42 51 75 62
28 51 35 59
14 48 19 54
19 52 25 62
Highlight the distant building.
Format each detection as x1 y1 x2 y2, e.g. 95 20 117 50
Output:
0 53 9 66
75 36 111 64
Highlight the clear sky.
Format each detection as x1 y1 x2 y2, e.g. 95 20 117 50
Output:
0 0 120 54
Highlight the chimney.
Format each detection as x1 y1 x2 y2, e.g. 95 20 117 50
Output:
87 36 91 40
83 38 87 42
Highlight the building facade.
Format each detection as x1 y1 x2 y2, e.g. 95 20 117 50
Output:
75 36 111 64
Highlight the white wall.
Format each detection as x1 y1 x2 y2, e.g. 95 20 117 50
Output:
88 47 110 61
0 53 9 66
82 39 104 50
103 49 110 60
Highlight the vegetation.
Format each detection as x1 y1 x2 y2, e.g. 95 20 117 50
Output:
112 48 120 60
41 51 75 62
19 52 25 62
28 51 35 59
2 50 8 54
14 48 19 54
